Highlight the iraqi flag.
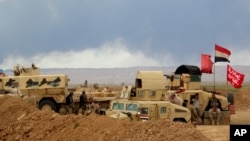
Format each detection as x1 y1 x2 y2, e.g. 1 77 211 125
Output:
227 65 245 89
215 44 231 63
201 54 213 74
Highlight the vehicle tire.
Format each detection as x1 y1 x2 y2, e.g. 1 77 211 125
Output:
59 106 68 115
39 100 58 112
227 93 234 105
174 118 185 122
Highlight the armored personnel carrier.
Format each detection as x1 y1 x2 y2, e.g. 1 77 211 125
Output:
0 64 69 112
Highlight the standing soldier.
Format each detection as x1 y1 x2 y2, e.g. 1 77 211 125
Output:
192 93 200 117
79 91 88 115
189 100 202 127
66 92 74 114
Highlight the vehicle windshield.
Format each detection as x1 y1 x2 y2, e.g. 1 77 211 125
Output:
112 102 124 110
126 104 137 111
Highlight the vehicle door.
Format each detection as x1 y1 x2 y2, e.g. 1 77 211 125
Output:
157 103 171 119
138 104 156 121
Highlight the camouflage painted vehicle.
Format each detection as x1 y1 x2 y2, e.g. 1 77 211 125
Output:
0 64 119 115
0 64 69 112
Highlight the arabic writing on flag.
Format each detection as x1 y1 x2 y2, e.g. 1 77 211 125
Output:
201 54 213 74
215 44 231 63
227 65 245 88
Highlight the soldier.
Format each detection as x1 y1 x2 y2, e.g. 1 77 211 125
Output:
168 93 183 106
208 93 222 125
94 101 101 114
192 93 200 116
66 92 74 114
190 100 202 127
86 95 94 115
91 101 101 114
79 91 88 115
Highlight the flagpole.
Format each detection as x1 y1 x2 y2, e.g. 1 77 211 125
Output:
214 63 215 93
214 47 216 93
227 77 229 91
226 64 229 92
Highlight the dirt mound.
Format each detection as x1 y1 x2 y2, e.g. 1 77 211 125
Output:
233 90 250 110
115 120 209 141
214 89 250 110
203 88 250 111
0 96 37 128
0 96 210 141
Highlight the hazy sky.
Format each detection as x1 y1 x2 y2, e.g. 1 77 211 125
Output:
0 0 250 69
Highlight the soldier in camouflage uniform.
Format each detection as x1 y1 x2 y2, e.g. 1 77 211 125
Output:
79 91 88 115
208 93 222 125
66 92 74 114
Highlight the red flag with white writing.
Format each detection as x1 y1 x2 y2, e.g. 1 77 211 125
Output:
227 65 245 88
201 54 213 74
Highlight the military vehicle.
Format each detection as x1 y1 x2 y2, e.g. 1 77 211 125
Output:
164 65 231 125
106 65 231 125
0 64 69 112
106 99 191 122
0 64 119 115
105 71 191 122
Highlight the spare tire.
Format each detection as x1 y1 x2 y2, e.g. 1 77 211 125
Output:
227 93 234 105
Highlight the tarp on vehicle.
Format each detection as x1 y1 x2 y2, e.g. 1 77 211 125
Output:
174 65 201 75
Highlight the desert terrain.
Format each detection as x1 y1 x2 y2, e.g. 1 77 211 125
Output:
0 87 250 141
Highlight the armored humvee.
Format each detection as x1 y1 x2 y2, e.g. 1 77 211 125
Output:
105 71 191 122
0 64 69 112
164 65 231 125
106 65 231 125
106 99 191 122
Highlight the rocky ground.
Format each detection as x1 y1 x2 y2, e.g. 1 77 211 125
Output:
0 87 249 141
0 96 210 141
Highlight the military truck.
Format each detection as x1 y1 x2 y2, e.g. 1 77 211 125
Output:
106 65 231 125
164 65 231 125
0 64 69 112
105 71 191 122
0 64 119 115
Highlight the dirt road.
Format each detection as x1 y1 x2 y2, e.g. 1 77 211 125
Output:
197 110 250 141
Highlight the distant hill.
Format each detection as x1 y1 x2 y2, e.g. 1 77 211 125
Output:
3 66 250 86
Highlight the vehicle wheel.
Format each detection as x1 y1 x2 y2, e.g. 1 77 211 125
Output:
39 100 58 112
59 106 68 115
174 118 185 122
227 93 234 105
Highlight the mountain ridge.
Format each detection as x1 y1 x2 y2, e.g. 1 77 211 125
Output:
3 66 249 86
